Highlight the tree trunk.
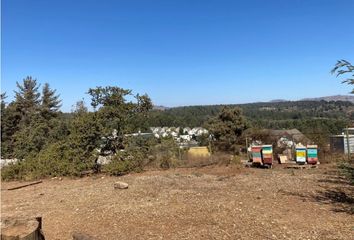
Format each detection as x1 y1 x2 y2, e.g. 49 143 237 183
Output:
1 217 45 240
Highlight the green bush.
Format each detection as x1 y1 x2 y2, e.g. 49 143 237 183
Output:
149 137 180 169
103 148 145 175
1 140 96 181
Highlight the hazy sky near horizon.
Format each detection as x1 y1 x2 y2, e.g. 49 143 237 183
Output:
2 0 354 111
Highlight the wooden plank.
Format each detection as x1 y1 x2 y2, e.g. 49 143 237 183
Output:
7 181 43 191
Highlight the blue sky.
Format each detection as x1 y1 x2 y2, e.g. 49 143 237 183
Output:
2 0 354 111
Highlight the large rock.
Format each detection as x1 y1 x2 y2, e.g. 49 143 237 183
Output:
114 181 129 189
96 155 112 165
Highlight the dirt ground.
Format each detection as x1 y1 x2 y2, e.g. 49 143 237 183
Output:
1 164 353 240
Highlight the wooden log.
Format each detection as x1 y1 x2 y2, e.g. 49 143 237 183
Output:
1 217 45 240
7 181 43 191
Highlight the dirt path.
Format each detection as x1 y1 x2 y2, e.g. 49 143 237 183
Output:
1 165 353 239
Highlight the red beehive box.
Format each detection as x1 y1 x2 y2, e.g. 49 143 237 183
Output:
251 146 262 163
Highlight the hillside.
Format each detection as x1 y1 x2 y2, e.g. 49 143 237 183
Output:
147 100 354 137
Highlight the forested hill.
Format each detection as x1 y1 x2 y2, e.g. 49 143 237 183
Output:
147 100 353 135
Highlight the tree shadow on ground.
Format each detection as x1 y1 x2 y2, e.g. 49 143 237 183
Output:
317 174 350 185
280 168 354 215
313 188 354 214
281 187 354 214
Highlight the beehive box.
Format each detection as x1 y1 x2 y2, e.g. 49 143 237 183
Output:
187 147 210 158
296 147 307 164
251 146 262 163
262 145 273 165
307 145 318 165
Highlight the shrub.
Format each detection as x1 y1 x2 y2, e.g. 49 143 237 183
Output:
1 140 96 181
148 137 180 169
103 148 145 175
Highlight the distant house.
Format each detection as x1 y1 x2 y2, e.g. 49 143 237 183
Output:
182 127 190 134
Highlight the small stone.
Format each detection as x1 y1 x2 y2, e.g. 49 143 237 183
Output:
73 232 96 240
114 181 129 189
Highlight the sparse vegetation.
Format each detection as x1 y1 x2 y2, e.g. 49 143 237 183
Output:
338 162 354 185
1 75 353 181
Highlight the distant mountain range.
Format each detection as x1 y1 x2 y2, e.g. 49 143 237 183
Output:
153 105 170 111
269 99 288 103
300 95 354 103
153 95 354 110
269 95 354 103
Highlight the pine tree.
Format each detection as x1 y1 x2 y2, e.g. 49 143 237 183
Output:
41 83 62 119
14 76 41 123
332 60 354 93
206 107 248 152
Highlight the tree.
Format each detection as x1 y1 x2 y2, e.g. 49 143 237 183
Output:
1 92 6 111
8 78 66 159
12 114 51 159
67 111 101 162
41 83 62 119
1 92 23 157
72 99 88 115
332 60 354 93
87 86 153 135
205 107 248 153
1 93 10 156
14 76 41 122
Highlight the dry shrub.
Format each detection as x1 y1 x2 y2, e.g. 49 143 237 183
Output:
181 152 236 168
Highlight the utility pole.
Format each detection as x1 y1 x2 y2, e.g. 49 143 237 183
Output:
346 127 350 161
245 136 249 160
290 134 295 161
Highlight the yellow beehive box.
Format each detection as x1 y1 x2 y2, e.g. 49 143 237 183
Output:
187 147 210 158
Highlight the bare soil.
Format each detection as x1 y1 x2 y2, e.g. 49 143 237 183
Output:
1 164 353 240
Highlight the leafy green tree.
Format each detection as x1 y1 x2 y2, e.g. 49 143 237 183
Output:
87 86 153 137
332 60 354 93
206 107 248 152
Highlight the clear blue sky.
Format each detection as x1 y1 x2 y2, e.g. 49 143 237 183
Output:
2 0 354 111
